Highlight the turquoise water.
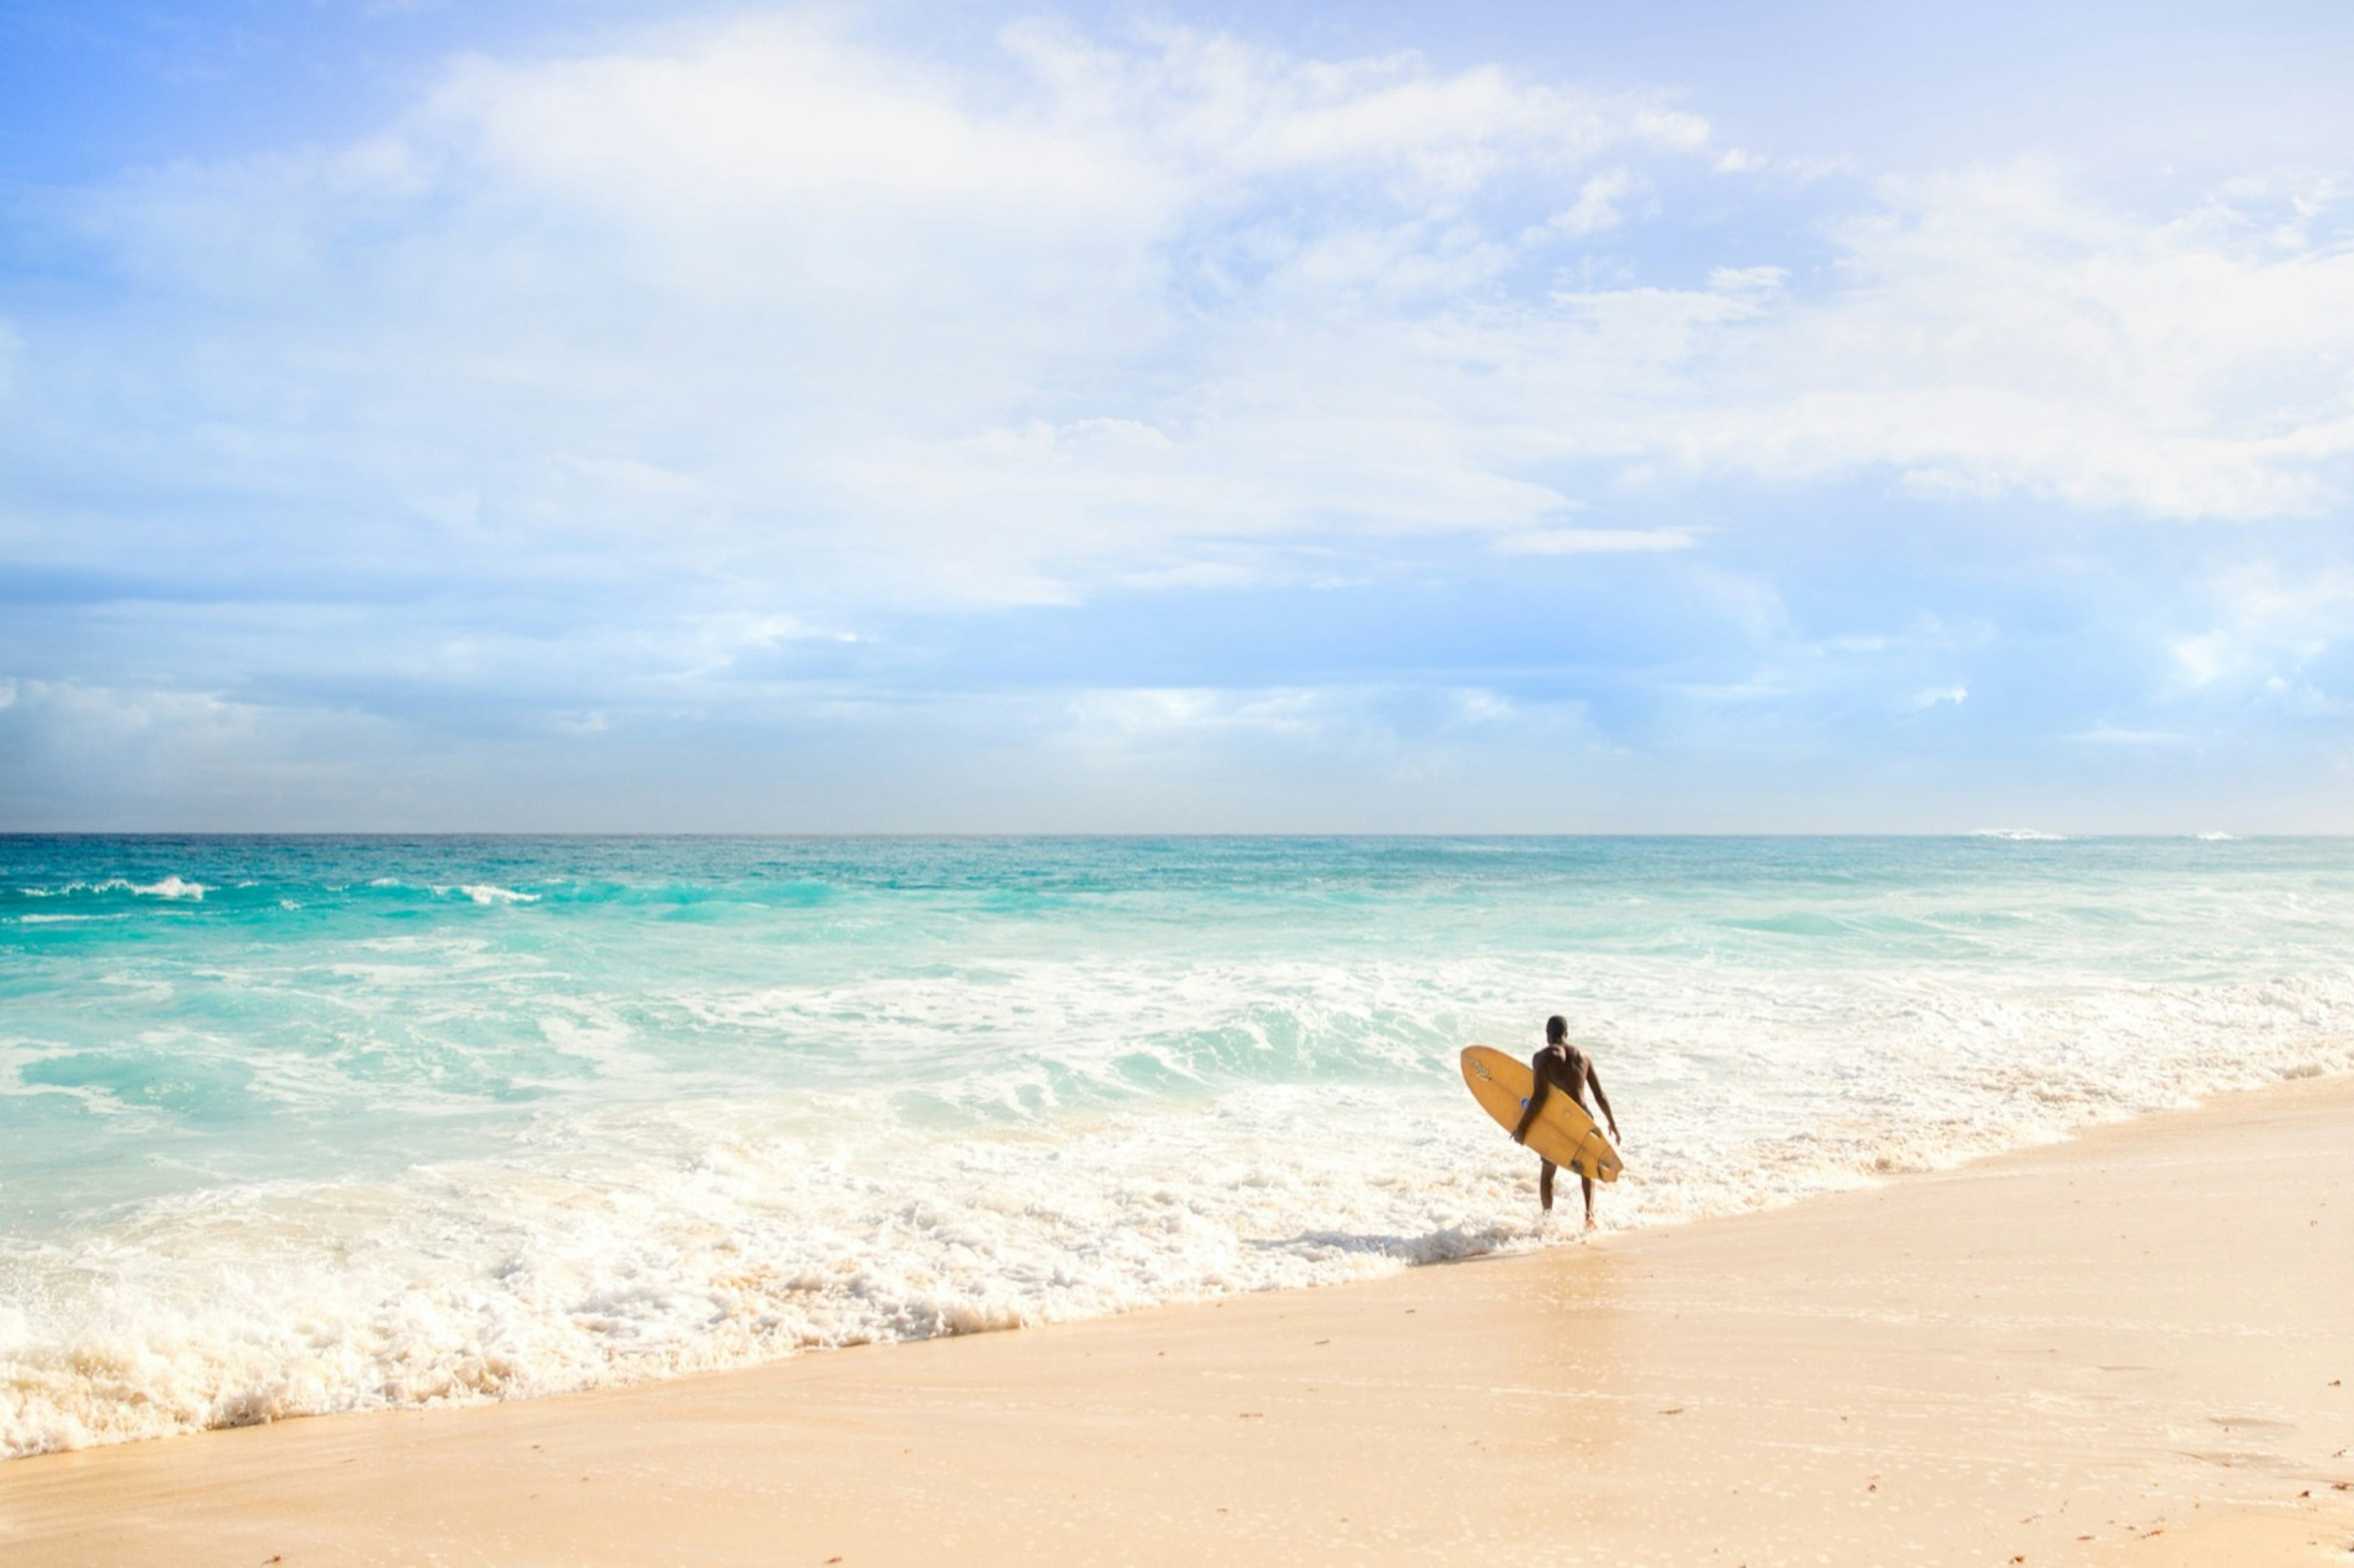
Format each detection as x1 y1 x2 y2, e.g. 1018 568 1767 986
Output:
5 835 2351 1455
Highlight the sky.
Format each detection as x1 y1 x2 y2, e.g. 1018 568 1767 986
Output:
2 1 2352 832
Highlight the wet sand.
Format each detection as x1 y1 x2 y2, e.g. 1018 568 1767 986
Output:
4 1074 2350 1566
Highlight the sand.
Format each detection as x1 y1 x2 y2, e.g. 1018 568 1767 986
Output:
4 1075 2350 1566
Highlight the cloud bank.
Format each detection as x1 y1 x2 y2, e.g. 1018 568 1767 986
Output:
4 10 2352 828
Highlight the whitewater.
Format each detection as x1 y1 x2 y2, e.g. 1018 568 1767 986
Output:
3 835 2348 1457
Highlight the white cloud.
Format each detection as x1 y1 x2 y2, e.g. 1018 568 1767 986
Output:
2171 631 2233 689
0 678 353 827
436 23 1126 211
1494 527 1698 555
1045 682 1612 808
1675 166 2354 517
2063 727 2198 747
27 16 1730 610
2153 562 2354 711
1551 169 1634 235
1452 688 1515 723
15 14 2354 639
999 20 1707 189
1064 685 1327 742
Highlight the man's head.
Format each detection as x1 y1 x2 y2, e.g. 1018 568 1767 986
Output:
1545 1014 1567 1045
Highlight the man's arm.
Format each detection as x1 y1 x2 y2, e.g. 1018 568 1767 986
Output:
1510 1057 1552 1144
1586 1064 1619 1141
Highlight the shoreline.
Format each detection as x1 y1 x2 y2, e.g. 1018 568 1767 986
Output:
5 1074 2352 1564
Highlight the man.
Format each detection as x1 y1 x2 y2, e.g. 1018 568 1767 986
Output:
1510 1014 1620 1228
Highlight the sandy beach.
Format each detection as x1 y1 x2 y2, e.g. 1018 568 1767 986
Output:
4 1073 2349 1566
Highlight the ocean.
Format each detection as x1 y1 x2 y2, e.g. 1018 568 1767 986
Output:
3 834 2348 1458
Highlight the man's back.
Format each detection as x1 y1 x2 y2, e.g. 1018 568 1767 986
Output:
1535 1040 1594 1111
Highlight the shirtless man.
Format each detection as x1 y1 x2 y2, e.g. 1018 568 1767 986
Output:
1510 1014 1620 1228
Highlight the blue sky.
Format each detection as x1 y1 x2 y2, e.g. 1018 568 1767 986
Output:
4 1 2352 831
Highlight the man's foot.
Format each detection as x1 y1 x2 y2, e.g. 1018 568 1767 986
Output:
1583 1213 1598 1231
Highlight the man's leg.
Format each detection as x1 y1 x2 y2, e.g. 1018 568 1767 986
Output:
1580 1174 1596 1229
1538 1158 1556 1211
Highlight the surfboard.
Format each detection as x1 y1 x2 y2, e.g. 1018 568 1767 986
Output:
1460 1045 1623 1183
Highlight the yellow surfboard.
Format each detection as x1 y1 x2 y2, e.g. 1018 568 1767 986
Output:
1461 1045 1623 1182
